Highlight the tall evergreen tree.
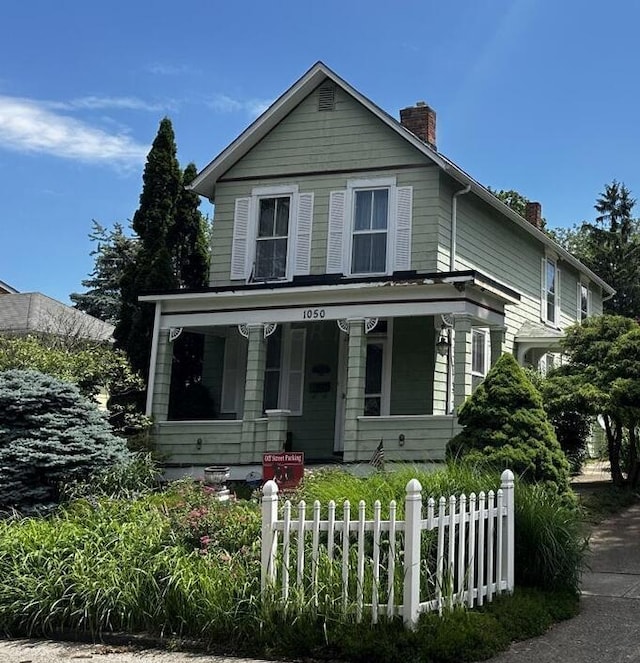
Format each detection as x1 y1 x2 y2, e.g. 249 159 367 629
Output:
171 163 210 289
582 181 640 318
70 221 138 324
115 118 181 377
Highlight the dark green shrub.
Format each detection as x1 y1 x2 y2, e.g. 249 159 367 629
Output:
447 353 571 495
0 369 131 511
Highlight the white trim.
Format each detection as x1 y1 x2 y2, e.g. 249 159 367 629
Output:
344 180 397 277
251 184 299 196
145 303 162 416
542 255 559 327
470 328 489 377
347 176 396 189
248 189 298 283
365 319 393 416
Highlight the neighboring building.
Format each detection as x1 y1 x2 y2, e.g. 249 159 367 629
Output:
141 62 613 475
0 280 18 295
0 292 114 342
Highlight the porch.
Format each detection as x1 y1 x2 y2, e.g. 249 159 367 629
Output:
142 272 518 472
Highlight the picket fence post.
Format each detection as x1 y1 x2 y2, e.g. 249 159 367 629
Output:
500 469 515 593
261 479 279 592
403 478 422 629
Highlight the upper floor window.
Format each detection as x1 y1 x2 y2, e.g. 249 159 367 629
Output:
579 282 590 321
327 178 413 276
352 189 389 274
230 185 314 282
541 256 559 326
255 197 290 280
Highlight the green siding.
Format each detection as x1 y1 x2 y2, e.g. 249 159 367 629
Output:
201 333 225 415
223 82 429 180
390 316 434 415
287 321 340 460
210 166 439 286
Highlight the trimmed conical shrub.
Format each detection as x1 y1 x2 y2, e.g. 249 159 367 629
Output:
0 369 131 511
447 354 571 494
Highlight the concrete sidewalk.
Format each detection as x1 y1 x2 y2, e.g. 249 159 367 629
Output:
489 501 640 663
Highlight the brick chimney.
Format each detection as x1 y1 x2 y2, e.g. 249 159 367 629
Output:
524 201 543 229
400 101 436 149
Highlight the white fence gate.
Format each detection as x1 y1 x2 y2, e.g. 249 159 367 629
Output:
261 469 514 628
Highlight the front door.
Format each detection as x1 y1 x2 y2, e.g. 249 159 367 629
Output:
334 332 348 452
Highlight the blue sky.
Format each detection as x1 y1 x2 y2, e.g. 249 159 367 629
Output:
1 0 638 302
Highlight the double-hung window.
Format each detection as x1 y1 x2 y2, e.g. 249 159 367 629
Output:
578 282 590 321
542 256 559 326
471 329 488 376
471 329 489 390
230 185 314 282
326 177 413 276
352 189 389 274
255 197 290 280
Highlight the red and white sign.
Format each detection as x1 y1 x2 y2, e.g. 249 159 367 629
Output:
263 452 304 490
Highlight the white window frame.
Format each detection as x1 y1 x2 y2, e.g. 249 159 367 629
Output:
249 184 299 283
471 328 489 377
263 324 306 416
363 320 393 416
542 255 559 326
578 281 591 322
344 177 397 277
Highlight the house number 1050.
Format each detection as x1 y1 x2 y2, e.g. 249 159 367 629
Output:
303 308 326 320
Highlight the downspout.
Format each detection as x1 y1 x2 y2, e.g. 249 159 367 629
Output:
446 185 471 414
449 185 471 271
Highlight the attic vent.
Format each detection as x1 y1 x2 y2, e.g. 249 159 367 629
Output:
318 83 336 111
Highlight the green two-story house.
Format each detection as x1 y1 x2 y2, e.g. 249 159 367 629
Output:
141 62 613 478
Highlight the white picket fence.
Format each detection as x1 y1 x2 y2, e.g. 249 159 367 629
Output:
261 469 514 628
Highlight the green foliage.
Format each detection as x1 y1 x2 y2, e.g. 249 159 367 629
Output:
297 463 585 595
528 368 592 474
0 475 578 661
555 315 640 485
0 370 131 511
447 354 571 494
513 483 587 594
61 453 162 502
488 187 548 230
0 334 148 437
559 181 640 318
70 221 138 324
115 118 182 378
171 163 210 289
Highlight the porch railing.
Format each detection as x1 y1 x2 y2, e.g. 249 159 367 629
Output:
261 469 514 629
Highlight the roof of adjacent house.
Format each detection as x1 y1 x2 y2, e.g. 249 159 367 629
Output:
189 61 614 297
0 279 18 295
0 292 114 341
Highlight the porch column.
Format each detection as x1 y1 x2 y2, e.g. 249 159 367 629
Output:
151 330 171 421
343 318 367 462
490 326 506 367
241 323 266 462
453 315 473 410
265 409 290 452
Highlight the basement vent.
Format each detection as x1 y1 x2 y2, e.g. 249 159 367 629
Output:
318 83 336 111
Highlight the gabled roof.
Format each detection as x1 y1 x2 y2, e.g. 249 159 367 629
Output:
190 61 614 297
0 279 18 295
0 292 114 341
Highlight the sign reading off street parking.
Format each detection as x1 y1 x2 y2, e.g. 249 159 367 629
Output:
263 452 304 489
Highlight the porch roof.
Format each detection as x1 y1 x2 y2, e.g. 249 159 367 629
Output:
141 270 519 331
140 269 521 305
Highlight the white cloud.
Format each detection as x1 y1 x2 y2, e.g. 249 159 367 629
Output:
0 96 148 166
49 96 175 112
145 63 197 76
208 94 272 117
